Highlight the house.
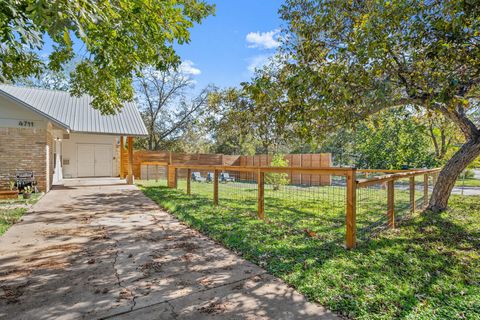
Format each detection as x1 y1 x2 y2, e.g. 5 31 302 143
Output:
0 84 148 192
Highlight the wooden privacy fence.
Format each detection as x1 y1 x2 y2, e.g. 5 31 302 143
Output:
238 154 332 185
120 150 234 178
161 164 441 249
120 150 331 185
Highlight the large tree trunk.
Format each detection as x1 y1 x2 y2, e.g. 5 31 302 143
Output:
428 137 480 212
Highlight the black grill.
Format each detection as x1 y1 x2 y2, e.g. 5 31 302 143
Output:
15 171 38 192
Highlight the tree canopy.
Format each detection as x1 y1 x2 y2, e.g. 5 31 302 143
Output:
279 0 479 133
134 66 211 150
273 0 480 211
0 0 215 113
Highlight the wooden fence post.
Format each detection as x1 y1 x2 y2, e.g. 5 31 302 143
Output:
409 176 415 213
257 170 265 220
346 168 357 249
213 170 219 206
167 166 177 188
387 180 395 228
187 169 191 195
127 137 134 185
424 174 429 208
119 136 124 179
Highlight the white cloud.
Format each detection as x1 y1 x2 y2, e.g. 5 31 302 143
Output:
179 60 201 76
247 54 270 74
246 30 280 49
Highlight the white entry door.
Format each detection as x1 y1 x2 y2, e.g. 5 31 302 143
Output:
77 144 113 177
93 144 113 177
77 144 95 177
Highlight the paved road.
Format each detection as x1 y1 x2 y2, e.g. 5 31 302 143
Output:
474 169 480 179
0 182 336 320
451 186 480 196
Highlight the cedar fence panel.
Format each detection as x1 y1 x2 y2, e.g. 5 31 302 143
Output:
235 153 332 185
122 150 332 184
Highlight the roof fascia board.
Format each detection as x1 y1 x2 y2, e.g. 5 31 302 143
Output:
71 130 148 137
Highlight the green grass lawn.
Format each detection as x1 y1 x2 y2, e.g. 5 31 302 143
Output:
455 178 480 188
0 193 43 235
140 178 424 239
139 180 479 320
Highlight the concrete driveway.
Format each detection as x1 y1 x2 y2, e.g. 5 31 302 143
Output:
0 181 336 320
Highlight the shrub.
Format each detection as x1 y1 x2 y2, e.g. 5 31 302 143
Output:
265 154 289 191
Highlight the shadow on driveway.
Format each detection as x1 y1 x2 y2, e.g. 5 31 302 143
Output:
0 184 336 320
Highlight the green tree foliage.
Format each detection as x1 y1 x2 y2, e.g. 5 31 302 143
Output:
353 109 438 169
207 83 289 155
424 115 460 163
299 109 438 169
206 88 258 155
265 154 289 191
242 61 290 153
0 0 214 114
277 0 480 211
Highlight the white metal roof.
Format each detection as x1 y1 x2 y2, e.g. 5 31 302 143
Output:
0 84 148 136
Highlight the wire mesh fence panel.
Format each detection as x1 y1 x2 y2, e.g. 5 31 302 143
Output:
176 168 188 193
356 182 388 240
217 170 258 215
177 169 215 203
415 174 426 210
394 178 412 221
139 164 168 187
164 165 440 248
263 173 347 243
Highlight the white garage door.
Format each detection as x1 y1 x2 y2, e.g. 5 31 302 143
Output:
77 144 113 177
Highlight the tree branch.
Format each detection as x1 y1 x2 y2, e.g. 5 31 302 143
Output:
435 104 480 140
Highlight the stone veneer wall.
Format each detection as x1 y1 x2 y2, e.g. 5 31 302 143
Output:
0 127 49 192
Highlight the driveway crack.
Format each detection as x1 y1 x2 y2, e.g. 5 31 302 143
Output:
167 300 179 319
100 272 267 319
111 238 136 311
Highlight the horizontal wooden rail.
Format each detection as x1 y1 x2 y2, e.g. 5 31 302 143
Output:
356 168 441 188
357 168 424 173
141 161 169 166
169 164 354 176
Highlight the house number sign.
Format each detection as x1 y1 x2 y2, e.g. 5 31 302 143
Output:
18 120 34 127
0 118 40 128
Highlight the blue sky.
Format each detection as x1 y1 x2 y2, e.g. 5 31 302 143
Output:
174 0 284 90
39 1 283 91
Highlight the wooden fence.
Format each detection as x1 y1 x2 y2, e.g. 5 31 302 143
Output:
238 154 332 185
120 150 241 178
121 150 331 185
162 164 440 249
